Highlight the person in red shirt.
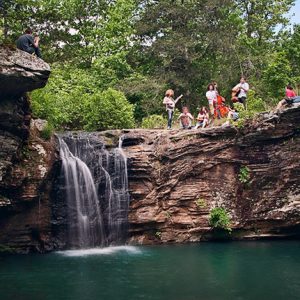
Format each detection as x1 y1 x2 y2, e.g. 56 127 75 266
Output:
285 84 297 98
276 84 300 111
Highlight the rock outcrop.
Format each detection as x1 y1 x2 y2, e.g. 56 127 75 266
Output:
0 46 50 95
0 46 54 253
122 107 300 244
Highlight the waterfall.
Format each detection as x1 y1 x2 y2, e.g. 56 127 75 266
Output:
58 133 130 249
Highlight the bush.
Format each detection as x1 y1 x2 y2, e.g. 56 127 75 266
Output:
209 207 232 232
31 66 99 129
40 123 54 140
141 114 166 129
238 166 250 184
31 66 135 131
84 88 135 131
233 90 266 127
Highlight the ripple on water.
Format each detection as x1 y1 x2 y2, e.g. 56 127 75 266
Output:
57 246 142 257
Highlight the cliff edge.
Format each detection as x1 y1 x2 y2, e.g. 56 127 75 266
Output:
0 46 54 253
121 107 300 244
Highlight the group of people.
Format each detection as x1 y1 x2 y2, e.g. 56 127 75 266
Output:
163 77 249 130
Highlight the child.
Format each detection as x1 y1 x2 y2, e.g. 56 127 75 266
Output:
195 107 209 129
178 107 194 129
163 89 183 129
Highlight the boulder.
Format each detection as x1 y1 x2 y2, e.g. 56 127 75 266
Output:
0 46 50 96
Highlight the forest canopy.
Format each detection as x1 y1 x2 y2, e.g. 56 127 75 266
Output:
1 0 299 130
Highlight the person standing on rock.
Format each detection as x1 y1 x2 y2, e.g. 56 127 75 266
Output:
163 89 183 129
232 77 249 109
16 28 42 58
206 83 217 116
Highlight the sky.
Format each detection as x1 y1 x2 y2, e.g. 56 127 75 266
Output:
289 0 300 25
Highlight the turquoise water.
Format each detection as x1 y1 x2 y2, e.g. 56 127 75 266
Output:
0 241 300 300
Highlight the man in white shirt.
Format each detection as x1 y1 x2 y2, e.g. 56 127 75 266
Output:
233 77 249 109
206 83 217 115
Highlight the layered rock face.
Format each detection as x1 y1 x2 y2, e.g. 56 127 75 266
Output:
123 108 300 244
1 46 300 252
0 46 53 253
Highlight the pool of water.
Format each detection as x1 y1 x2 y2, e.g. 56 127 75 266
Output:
0 241 300 300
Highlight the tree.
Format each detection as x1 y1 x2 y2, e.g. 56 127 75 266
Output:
84 88 135 131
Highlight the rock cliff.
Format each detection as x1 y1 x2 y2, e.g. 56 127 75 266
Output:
0 46 54 253
1 45 300 253
122 108 300 244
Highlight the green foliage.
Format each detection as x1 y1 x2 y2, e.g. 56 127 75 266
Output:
141 114 166 129
238 166 251 184
209 207 232 232
233 90 267 127
31 66 135 131
84 88 135 131
3 0 300 129
195 198 207 209
40 123 54 140
263 52 292 98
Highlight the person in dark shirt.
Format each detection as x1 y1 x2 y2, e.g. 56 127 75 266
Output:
16 28 42 58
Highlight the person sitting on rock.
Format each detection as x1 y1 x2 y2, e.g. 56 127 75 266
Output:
163 89 183 129
222 107 239 127
178 106 194 129
195 107 209 129
16 28 42 58
276 84 300 111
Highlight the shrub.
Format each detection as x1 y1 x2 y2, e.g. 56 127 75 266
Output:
31 65 135 131
31 66 99 129
233 90 266 127
40 123 54 140
238 166 250 184
209 207 232 232
84 88 135 131
141 114 166 129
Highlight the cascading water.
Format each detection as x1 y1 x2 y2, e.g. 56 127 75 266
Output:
58 133 130 249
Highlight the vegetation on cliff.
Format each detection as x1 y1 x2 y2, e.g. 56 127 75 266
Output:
1 0 300 130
